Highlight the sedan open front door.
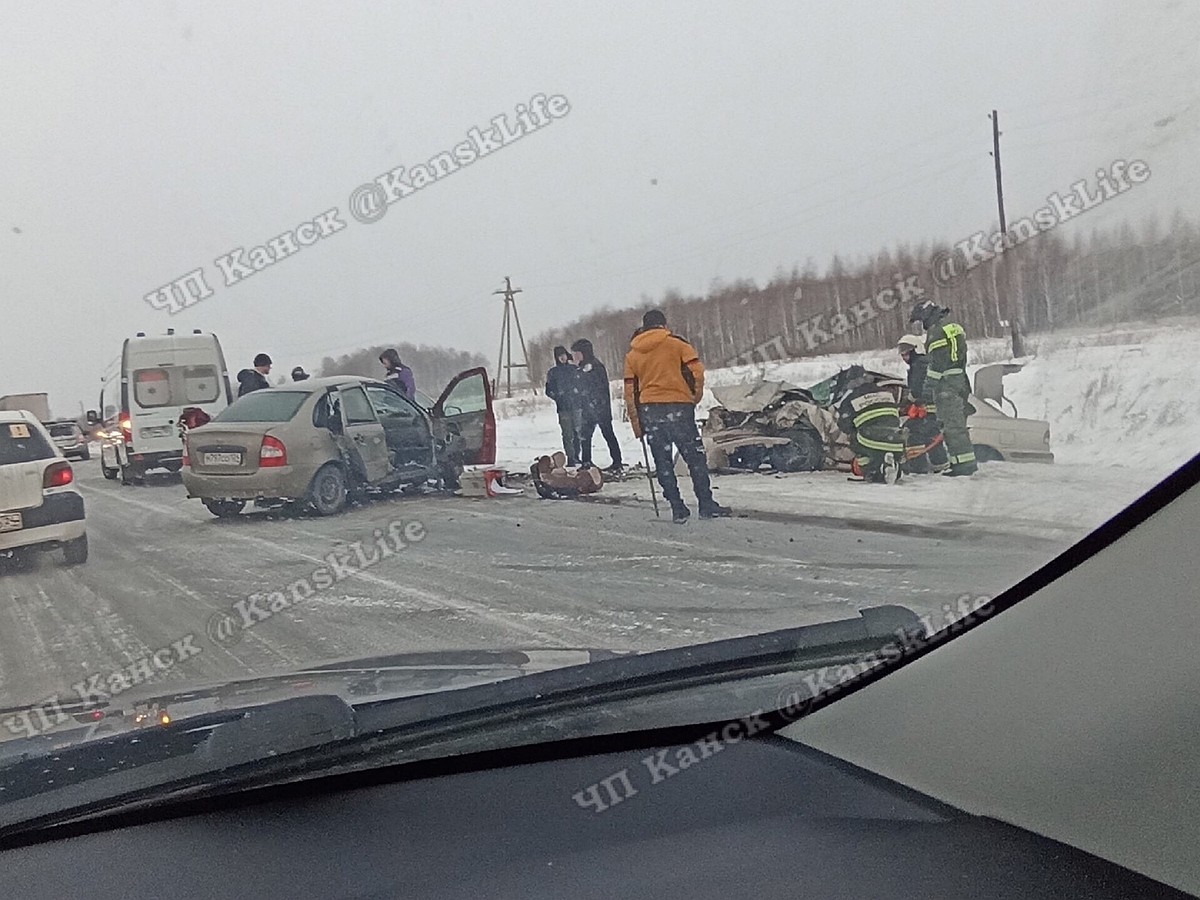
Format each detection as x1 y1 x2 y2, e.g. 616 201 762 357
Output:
432 368 496 466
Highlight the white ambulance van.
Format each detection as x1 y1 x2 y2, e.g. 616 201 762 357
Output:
90 330 232 484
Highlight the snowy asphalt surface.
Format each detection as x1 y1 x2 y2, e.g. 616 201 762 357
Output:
0 464 1068 715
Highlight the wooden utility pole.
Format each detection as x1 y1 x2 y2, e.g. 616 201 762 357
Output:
991 109 1026 357
492 276 535 398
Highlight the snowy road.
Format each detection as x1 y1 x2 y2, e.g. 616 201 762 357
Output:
0 464 1067 716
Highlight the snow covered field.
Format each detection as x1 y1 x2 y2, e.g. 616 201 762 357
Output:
493 320 1200 542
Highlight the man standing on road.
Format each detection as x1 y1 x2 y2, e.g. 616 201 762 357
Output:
910 300 977 476
896 334 949 474
570 338 623 474
291 366 310 382
624 309 731 524
545 345 582 467
237 353 272 397
379 348 416 399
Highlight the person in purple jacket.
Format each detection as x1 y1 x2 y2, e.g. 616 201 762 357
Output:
379 348 416 399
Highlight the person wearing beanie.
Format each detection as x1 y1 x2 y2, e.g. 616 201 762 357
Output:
237 353 273 397
623 309 731 523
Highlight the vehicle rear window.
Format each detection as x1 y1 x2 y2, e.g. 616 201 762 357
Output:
0 423 56 465
133 368 172 407
48 423 78 437
182 365 221 403
214 391 308 423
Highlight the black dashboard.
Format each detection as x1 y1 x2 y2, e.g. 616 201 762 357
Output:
3 731 1185 900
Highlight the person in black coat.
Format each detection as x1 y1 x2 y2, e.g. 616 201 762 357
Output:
545 345 582 466
237 353 272 397
570 338 623 472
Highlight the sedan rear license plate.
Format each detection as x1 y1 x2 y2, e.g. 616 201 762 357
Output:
0 513 22 533
202 452 243 466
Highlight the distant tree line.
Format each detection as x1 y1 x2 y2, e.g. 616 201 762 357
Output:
317 342 489 396
529 211 1200 375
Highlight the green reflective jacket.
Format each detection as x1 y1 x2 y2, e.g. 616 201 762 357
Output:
923 317 969 398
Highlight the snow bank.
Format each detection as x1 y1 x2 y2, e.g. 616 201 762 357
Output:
494 320 1200 540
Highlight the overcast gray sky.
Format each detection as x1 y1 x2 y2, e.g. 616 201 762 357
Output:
3 0 1197 413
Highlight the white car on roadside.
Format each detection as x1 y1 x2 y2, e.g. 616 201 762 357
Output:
0 410 88 566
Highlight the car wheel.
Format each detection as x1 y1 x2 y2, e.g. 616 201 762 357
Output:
973 444 1004 463
202 499 246 518
163 461 182 473
119 464 133 485
101 461 119 480
80 448 91 461
62 534 89 566
308 464 348 516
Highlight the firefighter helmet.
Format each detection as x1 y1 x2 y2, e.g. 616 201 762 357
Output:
908 299 946 328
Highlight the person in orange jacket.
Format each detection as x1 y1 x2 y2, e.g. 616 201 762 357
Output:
624 309 731 524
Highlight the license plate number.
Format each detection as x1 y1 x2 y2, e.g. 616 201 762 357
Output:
0 513 22 533
202 452 242 466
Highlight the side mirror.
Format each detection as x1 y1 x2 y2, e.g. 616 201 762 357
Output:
85 410 99 426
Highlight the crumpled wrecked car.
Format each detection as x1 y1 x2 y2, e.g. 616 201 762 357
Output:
700 381 837 472
701 363 1052 473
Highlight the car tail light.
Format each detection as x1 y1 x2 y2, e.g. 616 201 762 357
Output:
119 413 132 444
259 435 287 467
44 461 73 488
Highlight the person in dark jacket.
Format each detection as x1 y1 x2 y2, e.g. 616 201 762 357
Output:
570 338 623 473
545 345 582 466
291 366 310 382
237 353 272 397
832 365 904 484
896 335 949 474
379 348 416 399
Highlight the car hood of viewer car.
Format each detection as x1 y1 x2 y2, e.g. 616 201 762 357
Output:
0 648 633 754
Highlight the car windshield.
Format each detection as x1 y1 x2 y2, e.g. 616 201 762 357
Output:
212 391 308 423
2 1 1198 829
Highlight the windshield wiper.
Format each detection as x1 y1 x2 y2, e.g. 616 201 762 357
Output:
0 605 924 843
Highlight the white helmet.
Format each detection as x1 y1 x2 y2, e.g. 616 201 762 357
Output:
897 334 926 354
